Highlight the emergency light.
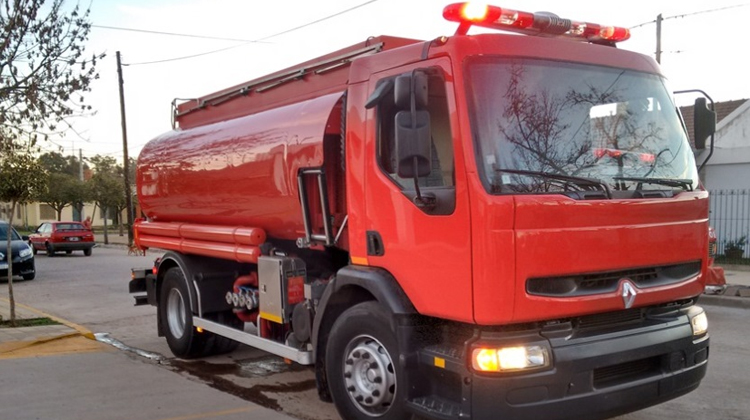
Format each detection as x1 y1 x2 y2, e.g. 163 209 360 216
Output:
443 2 630 44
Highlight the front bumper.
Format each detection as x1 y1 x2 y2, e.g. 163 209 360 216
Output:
409 305 709 420
471 323 707 420
0 256 35 277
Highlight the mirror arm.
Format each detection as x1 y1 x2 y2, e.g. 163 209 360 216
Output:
674 89 715 173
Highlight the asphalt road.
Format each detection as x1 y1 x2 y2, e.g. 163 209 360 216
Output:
9 246 750 420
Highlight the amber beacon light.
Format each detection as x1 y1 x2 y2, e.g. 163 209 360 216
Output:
443 2 630 43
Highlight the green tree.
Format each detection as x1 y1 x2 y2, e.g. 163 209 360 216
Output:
38 151 89 220
88 171 124 244
38 151 88 177
0 147 47 326
36 172 82 220
0 0 105 146
88 154 134 238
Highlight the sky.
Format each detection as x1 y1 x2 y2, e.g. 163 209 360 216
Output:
47 0 750 162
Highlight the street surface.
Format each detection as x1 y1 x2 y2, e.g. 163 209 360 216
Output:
8 246 750 420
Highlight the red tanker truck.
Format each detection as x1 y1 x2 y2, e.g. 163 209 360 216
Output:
129 4 717 420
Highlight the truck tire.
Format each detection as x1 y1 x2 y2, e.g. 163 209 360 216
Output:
326 301 408 420
159 267 242 358
159 267 210 358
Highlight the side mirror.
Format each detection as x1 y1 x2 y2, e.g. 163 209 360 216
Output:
394 72 428 110
693 97 716 150
395 110 432 177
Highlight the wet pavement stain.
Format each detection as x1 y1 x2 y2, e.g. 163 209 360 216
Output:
169 357 316 411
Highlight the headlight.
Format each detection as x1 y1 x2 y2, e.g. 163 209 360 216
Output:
19 247 32 258
472 345 550 372
0 252 4 260
691 311 708 336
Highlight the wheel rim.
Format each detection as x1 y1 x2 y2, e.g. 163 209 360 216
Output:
342 334 397 416
166 288 187 339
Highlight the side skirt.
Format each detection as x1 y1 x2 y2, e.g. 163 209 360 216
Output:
192 317 313 365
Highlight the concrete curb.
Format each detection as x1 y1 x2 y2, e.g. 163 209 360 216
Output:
699 294 750 309
11 301 96 340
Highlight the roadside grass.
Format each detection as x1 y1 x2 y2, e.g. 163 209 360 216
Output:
0 317 60 328
715 256 750 266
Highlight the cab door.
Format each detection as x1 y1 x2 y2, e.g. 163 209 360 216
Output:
362 59 473 322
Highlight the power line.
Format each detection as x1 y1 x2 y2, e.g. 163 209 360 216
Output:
124 0 381 66
91 24 262 43
630 3 749 29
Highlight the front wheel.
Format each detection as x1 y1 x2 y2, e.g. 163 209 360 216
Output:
326 301 408 420
45 243 55 256
29 242 37 255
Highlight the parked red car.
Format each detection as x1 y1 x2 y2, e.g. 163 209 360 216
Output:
705 226 727 294
29 221 95 256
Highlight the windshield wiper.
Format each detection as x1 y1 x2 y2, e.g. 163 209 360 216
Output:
613 176 693 191
495 168 612 199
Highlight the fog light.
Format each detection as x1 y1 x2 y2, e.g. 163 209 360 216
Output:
691 311 708 336
472 345 550 372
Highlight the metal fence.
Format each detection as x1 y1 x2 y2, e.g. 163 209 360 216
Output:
709 189 750 262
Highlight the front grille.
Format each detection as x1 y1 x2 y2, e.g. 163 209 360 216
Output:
577 308 643 329
594 356 661 388
527 261 701 297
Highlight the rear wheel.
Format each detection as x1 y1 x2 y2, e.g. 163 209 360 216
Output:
159 267 241 358
84 248 92 256
326 301 408 420
66 250 72 255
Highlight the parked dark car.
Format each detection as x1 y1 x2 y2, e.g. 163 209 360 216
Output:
28 221 95 256
0 221 36 280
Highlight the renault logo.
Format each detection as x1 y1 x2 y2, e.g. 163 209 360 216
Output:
621 280 637 309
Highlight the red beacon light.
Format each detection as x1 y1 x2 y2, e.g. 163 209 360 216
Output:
443 2 630 44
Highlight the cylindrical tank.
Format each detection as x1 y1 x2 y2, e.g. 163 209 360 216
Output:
137 92 343 241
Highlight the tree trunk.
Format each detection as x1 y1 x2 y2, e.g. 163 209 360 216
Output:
118 211 124 236
103 207 109 245
57 208 62 221
6 199 17 326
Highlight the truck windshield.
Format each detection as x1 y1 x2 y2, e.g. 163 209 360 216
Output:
467 58 698 196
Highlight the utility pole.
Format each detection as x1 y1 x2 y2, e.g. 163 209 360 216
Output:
79 148 85 220
655 13 663 64
116 51 134 245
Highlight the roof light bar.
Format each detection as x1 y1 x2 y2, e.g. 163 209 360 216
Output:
443 3 630 43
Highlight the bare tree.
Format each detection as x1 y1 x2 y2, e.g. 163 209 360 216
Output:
0 146 47 326
0 0 104 146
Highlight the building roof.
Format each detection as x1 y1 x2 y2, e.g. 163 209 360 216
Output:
680 99 747 148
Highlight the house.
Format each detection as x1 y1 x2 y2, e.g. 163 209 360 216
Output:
0 202 128 231
681 98 750 257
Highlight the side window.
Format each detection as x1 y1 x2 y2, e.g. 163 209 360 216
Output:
377 67 455 190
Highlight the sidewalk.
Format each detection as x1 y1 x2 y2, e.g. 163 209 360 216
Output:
0 298 294 420
93 232 130 247
0 298 94 354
